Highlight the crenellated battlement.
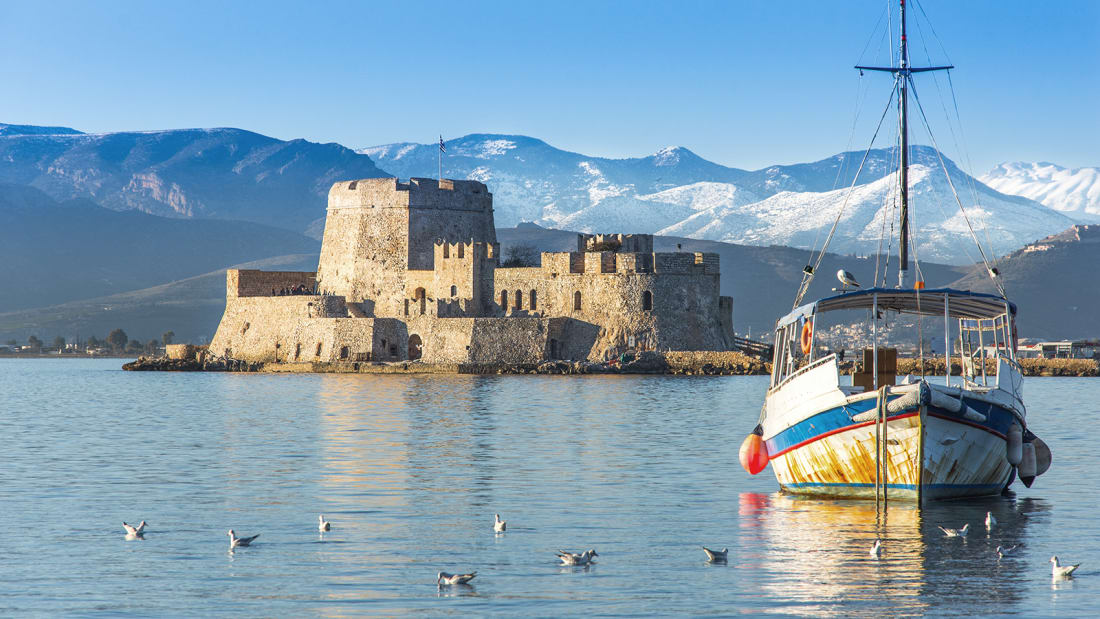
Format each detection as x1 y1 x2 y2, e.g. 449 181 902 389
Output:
578 233 654 253
327 177 492 212
433 238 499 263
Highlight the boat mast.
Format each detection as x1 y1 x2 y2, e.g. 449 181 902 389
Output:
856 0 952 288
898 0 910 289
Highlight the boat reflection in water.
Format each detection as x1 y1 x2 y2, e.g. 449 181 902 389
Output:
738 492 1046 615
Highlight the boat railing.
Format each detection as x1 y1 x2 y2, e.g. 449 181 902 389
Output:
769 353 837 394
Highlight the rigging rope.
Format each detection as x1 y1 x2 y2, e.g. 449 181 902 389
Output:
907 76 1006 297
793 78 899 309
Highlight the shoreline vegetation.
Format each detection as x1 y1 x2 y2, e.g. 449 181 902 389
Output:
121 351 1100 377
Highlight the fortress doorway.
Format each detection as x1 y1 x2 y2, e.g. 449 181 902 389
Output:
408 334 423 360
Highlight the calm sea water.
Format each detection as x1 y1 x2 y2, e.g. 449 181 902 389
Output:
1 358 1097 617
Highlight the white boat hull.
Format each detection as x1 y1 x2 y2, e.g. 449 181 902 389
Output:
760 357 1024 501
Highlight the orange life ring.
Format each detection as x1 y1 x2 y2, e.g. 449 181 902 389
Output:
800 322 813 355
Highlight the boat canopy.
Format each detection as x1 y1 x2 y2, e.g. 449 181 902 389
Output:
777 287 1016 328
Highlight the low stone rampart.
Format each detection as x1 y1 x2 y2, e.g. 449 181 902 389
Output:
229 269 317 298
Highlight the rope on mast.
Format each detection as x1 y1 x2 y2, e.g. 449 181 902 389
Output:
907 76 1006 297
792 78 900 309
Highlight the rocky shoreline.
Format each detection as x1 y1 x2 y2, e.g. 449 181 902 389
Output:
123 352 1099 377
123 350 771 375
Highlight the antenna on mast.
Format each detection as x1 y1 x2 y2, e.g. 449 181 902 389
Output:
856 0 952 289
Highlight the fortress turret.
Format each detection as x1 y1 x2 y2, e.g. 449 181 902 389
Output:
315 177 495 316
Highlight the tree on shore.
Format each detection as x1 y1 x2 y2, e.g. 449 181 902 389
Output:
144 340 159 356
53 336 66 351
27 335 43 351
126 339 144 354
87 335 101 349
502 243 539 267
162 331 175 346
5 339 16 346
107 329 128 352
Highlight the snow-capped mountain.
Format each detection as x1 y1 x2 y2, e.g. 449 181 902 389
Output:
364 135 1073 264
361 135 750 226
658 164 1074 264
981 161 1100 221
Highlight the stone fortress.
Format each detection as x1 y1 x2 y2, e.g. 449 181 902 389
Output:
209 177 735 365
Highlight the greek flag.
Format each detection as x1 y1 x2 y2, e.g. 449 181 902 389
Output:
439 135 446 153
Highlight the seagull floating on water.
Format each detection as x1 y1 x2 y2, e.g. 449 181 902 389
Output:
985 512 996 530
319 515 331 532
557 549 598 566
1051 556 1081 579
870 539 882 558
494 513 506 533
122 521 147 537
437 571 477 585
702 547 728 562
228 529 260 549
996 545 1018 559
938 523 969 538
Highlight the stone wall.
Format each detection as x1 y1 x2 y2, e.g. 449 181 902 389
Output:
493 252 731 360
229 270 317 298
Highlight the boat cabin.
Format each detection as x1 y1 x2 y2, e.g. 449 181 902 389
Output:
770 288 1020 395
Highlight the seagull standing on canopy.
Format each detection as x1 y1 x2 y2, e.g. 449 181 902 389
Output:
837 269 861 291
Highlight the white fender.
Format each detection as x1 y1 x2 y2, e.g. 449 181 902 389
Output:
1006 423 1023 466
1019 442 1037 487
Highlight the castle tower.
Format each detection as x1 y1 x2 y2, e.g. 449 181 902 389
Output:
315 177 495 317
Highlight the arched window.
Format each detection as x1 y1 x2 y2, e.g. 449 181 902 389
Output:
643 290 653 311
529 289 537 310
573 291 582 311
514 290 522 310
415 287 426 315
500 290 508 309
315 342 323 357
450 285 457 297
404 299 409 316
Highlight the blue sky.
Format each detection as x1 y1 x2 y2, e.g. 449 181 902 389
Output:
2 0 1096 172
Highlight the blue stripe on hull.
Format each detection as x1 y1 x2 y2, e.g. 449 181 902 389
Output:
765 392 1019 456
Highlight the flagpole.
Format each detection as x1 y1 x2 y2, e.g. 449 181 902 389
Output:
438 134 443 182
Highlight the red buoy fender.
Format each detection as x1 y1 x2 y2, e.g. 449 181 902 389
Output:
739 434 769 475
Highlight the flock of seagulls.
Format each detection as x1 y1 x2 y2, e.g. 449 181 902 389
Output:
121 508 1084 583
869 511 1084 580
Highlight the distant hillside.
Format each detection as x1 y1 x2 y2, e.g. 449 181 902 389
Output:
0 123 82 136
0 123 389 234
0 253 319 344
948 224 1100 339
9 221 1095 345
0 184 319 313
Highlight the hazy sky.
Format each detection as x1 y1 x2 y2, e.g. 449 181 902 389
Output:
2 0 1096 172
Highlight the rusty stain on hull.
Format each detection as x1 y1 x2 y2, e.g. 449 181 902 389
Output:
772 413 1011 501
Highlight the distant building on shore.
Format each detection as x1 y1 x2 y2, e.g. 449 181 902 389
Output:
1017 339 1100 360
208 177 734 364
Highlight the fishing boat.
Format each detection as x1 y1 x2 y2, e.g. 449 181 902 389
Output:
739 0 1052 501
